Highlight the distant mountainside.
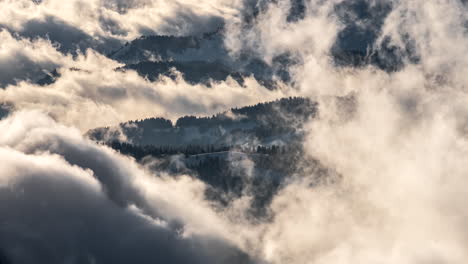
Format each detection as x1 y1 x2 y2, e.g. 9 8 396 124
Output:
119 60 246 86
35 69 61 86
87 97 317 147
33 0 411 88
87 97 322 216
108 30 293 88
0 104 10 120
35 29 294 88
331 0 419 71
108 31 226 65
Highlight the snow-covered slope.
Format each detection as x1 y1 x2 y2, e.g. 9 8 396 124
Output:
87 97 316 147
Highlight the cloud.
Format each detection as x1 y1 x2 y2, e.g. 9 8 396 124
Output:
2 1 468 264
216 0 468 263
0 0 242 54
0 27 289 131
0 30 68 87
0 110 254 264
0 47 288 131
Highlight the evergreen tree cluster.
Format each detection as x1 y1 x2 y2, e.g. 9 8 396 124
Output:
176 96 317 128
88 97 317 145
108 141 232 160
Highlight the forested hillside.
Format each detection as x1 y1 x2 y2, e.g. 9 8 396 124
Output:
88 97 322 215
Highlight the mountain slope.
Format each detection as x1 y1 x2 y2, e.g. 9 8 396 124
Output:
87 97 317 147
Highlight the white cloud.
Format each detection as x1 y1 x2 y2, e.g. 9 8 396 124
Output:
0 30 289 131
0 0 242 53
0 30 69 86
219 1 468 263
2 1 468 263
0 110 253 263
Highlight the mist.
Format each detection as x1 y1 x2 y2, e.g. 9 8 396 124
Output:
1 0 468 263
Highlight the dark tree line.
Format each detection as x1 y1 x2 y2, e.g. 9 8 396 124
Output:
122 96 317 129
108 141 232 159
88 96 318 144
126 117 173 129
107 140 300 160
176 96 317 128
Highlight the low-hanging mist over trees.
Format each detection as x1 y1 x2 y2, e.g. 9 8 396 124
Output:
1 0 468 263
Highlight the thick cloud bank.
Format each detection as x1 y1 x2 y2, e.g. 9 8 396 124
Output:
0 29 287 131
0 0 240 53
2 0 468 263
0 111 253 264
226 0 468 263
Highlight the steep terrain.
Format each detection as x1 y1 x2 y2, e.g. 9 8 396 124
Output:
87 97 322 215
